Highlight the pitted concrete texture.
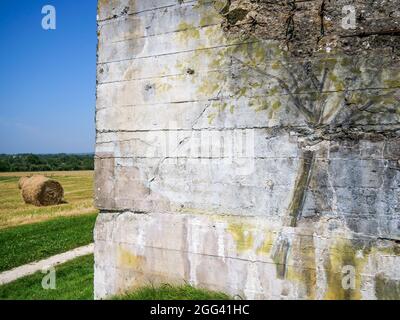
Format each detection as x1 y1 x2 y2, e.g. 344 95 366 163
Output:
95 0 400 299
94 212 399 299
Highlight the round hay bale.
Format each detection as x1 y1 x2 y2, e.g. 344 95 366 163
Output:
18 176 29 189
20 175 64 206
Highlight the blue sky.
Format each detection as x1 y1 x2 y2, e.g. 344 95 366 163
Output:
0 0 97 154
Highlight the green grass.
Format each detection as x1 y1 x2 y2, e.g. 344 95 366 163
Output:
0 255 94 300
0 213 97 272
0 254 230 300
114 284 231 300
0 171 97 229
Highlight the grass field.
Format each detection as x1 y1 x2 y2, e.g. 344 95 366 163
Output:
0 213 97 272
0 171 97 229
0 255 94 300
0 254 230 300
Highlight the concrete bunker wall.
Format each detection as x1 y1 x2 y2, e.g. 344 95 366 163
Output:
94 0 400 299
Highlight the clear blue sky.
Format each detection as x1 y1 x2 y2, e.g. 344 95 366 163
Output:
0 0 97 154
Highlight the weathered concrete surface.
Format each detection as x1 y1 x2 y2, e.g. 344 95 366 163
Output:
95 0 400 299
95 212 400 299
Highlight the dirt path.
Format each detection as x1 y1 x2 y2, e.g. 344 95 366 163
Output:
0 243 94 286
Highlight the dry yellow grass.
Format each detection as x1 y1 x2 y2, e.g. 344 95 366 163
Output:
0 171 94 177
0 171 98 229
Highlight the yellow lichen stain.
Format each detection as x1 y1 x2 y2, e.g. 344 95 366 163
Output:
176 22 200 43
324 239 366 300
227 223 254 252
253 45 267 64
319 57 338 68
193 0 212 10
372 243 400 256
346 92 364 105
339 56 352 67
205 26 229 44
213 101 228 112
328 72 345 91
235 87 247 98
157 82 172 93
249 96 273 113
200 15 215 27
271 60 281 70
272 101 281 110
384 80 400 88
256 231 274 255
334 82 345 91
250 82 262 89
209 56 225 69
350 67 362 75
285 234 317 300
366 94 399 108
211 0 230 13
254 101 269 112
197 80 220 96
269 87 279 96
368 243 400 299
118 246 146 270
199 5 221 27
207 113 217 124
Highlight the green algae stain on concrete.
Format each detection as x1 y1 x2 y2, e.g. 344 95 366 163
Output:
271 235 291 279
375 273 400 300
286 234 317 300
227 223 254 252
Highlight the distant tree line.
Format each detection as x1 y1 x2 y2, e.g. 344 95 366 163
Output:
0 154 94 172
